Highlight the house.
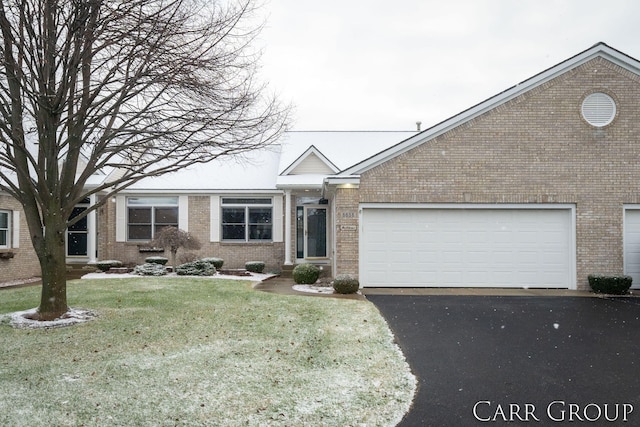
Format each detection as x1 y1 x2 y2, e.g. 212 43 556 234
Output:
0 193 40 282
342 42 640 290
4 42 640 290
96 130 416 275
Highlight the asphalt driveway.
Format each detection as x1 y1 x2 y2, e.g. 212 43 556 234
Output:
367 295 640 426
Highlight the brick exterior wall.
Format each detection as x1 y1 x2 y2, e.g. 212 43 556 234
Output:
342 57 640 290
96 194 114 264
99 195 284 271
334 187 360 277
285 193 296 265
0 194 41 282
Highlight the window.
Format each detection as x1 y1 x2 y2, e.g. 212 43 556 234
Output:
127 197 178 241
0 210 10 249
221 198 272 241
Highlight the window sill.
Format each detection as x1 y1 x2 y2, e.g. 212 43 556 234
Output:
220 241 275 246
138 246 164 253
122 242 165 253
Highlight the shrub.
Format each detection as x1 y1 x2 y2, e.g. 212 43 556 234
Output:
245 261 265 273
332 274 360 294
133 263 167 276
201 257 224 269
588 274 632 295
96 260 123 272
176 260 216 276
292 263 321 284
145 256 168 266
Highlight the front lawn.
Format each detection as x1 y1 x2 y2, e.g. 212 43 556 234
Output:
0 278 415 426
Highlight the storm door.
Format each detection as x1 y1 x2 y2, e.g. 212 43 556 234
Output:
296 206 327 259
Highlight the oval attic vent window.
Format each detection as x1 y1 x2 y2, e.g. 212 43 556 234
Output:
581 92 616 127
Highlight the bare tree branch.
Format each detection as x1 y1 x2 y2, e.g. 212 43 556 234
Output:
0 0 290 319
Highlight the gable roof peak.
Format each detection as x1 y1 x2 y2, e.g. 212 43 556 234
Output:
339 42 640 176
281 144 340 175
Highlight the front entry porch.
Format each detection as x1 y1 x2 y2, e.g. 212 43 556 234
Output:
281 191 332 278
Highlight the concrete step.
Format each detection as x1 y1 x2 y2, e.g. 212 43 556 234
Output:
280 264 294 278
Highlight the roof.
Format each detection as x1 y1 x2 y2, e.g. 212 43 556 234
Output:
340 42 640 176
123 146 283 192
122 130 416 192
277 131 416 173
275 131 416 189
88 43 640 193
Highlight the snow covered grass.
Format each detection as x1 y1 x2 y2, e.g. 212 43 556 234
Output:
0 278 415 426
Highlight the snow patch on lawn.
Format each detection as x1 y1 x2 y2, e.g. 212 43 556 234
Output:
1 307 98 329
81 271 275 282
292 284 363 295
292 284 336 294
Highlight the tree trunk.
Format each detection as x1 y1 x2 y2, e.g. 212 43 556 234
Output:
30 223 69 321
171 249 178 270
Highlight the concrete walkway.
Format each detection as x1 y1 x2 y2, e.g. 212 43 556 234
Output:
363 287 606 297
256 277 633 298
253 276 366 300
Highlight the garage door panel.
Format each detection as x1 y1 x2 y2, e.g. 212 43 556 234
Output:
365 231 387 246
624 210 640 289
391 230 412 241
519 231 538 244
542 252 564 265
493 231 514 244
361 208 573 288
441 271 463 284
466 251 489 264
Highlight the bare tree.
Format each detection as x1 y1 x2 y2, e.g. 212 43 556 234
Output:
152 226 201 269
0 0 289 320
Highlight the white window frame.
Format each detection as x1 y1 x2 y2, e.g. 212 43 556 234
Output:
0 210 11 249
66 199 90 257
221 197 273 242
126 197 179 241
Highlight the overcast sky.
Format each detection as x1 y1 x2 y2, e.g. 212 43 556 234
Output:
256 0 640 131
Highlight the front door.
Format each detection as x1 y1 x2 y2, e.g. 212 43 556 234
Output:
297 206 327 259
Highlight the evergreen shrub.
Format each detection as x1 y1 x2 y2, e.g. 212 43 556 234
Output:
201 257 224 269
588 274 632 295
96 260 123 272
133 263 167 276
176 260 216 276
332 274 360 294
145 256 168 265
245 261 265 273
292 263 320 284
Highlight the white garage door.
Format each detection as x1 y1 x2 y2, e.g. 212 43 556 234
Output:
624 209 640 289
360 206 575 288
